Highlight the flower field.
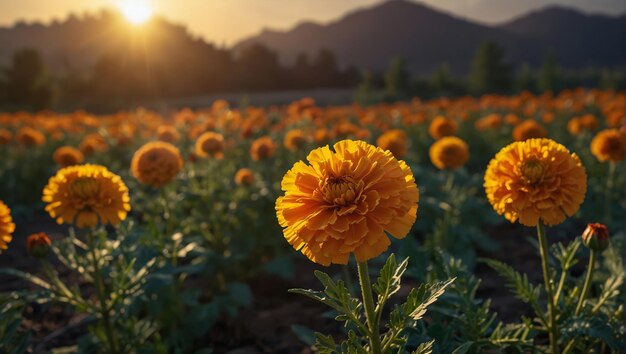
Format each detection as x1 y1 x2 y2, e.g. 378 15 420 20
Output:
0 89 624 353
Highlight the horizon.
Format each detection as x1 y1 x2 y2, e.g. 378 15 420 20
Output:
1 0 624 46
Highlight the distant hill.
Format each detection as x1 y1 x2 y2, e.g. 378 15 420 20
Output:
232 0 626 74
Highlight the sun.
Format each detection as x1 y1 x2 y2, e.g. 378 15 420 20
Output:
119 0 153 25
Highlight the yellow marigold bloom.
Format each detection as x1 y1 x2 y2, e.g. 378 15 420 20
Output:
567 117 582 135
131 141 183 187
157 125 181 143
0 129 12 145
484 138 587 227
53 146 85 167
376 129 407 158
475 113 502 131
512 120 548 142
284 129 307 151
16 127 45 146
250 136 276 161
590 129 626 162
195 131 224 159
428 116 458 139
429 136 469 170
276 140 419 266
234 168 255 186
42 164 131 228
0 200 16 252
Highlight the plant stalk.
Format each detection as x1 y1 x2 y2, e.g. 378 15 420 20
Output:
575 249 596 315
537 220 558 354
357 261 382 354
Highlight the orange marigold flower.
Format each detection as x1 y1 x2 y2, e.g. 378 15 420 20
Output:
157 125 181 143
428 116 458 139
567 117 582 135
0 200 16 253
195 131 225 159
79 134 108 156
43 164 131 228
475 113 502 131
53 146 85 167
512 120 548 141
250 136 276 161
16 127 46 146
590 129 626 162
580 114 599 131
484 138 587 227
0 129 12 145
234 168 255 186
275 140 419 266
429 136 469 170
314 128 331 144
131 141 183 187
284 129 307 151
27 232 52 258
376 129 408 158
582 223 609 251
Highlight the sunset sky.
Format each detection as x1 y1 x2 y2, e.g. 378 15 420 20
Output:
1 0 624 46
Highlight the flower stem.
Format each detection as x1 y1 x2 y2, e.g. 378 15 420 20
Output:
357 261 382 354
575 249 596 315
87 230 119 354
537 220 558 354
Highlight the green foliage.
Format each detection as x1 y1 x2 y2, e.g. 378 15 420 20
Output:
538 49 562 92
291 254 453 353
384 57 412 101
2 47 53 110
469 40 511 94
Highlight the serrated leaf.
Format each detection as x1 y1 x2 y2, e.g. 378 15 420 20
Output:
314 332 337 354
412 340 434 354
451 341 474 354
407 278 455 320
481 258 542 308
0 268 51 290
373 254 409 306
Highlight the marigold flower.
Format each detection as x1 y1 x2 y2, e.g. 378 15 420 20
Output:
582 223 609 251
475 113 502 131
429 136 469 170
27 232 52 258
16 127 45 146
590 129 626 162
0 200 16 252
376 129 407 158
567 117 582 135
131 141 183 187
250 136 276 161
195 131 225 159
53 146 85 167
428 116 458 139
157 125 181 143
234 168 255 186
79 134 108 156
284 129 307 151
276 140 419 266
0 129 12 145
512 120 548 141
42 164 131 228
484 138 587 227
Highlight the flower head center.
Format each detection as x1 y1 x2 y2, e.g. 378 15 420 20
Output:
323 176 362 207
521 159 545 185
69 177 103 209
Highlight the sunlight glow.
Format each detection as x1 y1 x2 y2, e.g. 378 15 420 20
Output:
119 0 153 25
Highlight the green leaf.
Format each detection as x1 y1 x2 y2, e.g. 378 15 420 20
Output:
412 340 434 354
481 258 542 310
406 278 455 320
451 341 474 354
0 268 51 290
373 254 409 305
314 332 337 354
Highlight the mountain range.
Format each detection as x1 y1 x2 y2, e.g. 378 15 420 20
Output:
0 0 624 77
232 0 626 74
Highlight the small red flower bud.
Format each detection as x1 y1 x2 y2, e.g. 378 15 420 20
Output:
27 232 52 258
582 223 609 251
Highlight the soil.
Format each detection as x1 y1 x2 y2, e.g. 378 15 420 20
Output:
0 213 589 353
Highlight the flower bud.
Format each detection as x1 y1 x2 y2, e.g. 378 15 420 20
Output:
582 223 609 251
27 232 52 258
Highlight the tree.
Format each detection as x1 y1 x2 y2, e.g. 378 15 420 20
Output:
3 48 53 109
236 44 283 90
311 49 339 87
355 70 376 105
469 40 511 94
384 56 411 101
431 63 455 95
538 50 561 92
515 63 535 92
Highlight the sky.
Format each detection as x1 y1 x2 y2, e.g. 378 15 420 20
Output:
0 0 624 46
